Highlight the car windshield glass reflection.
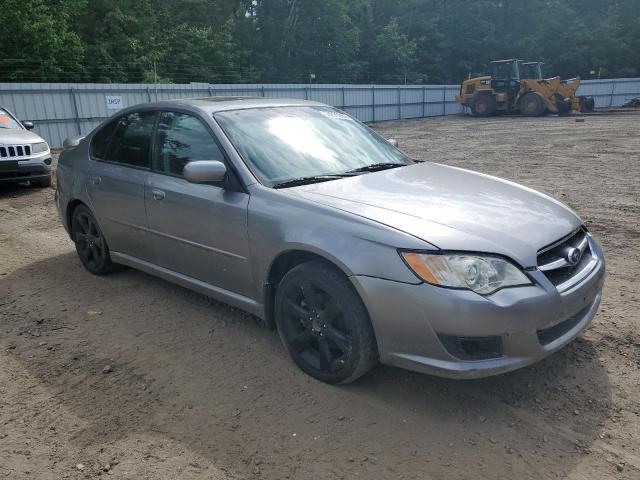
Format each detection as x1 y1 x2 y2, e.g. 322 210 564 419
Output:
215 106 409 186
0 109 23 129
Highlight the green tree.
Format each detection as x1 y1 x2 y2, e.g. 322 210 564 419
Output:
369 18 417 83
2 0 639 84
252 0 364 83
0 0 85 82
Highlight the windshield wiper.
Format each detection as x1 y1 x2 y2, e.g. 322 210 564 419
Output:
345 162 406 174
272 174 347 189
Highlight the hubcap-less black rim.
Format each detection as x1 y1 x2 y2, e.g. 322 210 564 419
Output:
75 213 106 269
281 281 353 374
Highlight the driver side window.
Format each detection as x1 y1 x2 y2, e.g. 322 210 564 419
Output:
153 111 224 177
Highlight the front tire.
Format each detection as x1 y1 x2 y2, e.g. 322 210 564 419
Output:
71 205 118 275
580 96 595 113
274 260 378 384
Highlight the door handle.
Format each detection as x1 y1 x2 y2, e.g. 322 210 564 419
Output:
89 175 101 185
151 189 165 201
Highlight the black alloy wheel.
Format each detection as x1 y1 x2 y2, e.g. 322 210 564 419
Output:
275 260 378 384
71 205 118 275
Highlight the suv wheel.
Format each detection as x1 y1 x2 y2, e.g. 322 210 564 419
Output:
71 205 118 275
274 260 378 384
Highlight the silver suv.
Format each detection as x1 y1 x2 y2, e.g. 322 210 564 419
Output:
55 98 605 384
0 106 52 187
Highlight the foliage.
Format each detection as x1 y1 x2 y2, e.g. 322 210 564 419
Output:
0 0 638 84
0 0 85 81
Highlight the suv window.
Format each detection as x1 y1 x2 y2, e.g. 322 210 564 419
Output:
154 111 224 176
0 108 23 130
103 111 156 168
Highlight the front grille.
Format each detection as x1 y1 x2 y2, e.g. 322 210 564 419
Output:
537 228 596 291
0 144 31 159
439 334 503 361
537 304 590 345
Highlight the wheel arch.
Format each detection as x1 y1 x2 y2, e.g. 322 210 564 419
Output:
65 199 90 240
262 248 353 330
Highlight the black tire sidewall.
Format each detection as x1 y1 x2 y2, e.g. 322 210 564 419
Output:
274 260 378 384
71 205 114 275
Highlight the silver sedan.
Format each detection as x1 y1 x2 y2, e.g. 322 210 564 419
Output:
55 98 605 384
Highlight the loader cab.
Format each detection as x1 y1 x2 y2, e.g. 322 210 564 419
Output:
522 62 544 81
490 59 522 108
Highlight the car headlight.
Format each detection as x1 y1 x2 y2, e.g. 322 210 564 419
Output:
31 142 49 154
400 251 532 295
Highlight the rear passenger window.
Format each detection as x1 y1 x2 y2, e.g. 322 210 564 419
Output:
90 119 118 160
104 111 156 168
154 111 224 176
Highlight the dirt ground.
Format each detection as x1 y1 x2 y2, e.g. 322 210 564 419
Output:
1 111 639 480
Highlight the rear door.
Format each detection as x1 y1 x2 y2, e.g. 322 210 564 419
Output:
86 110 156 261
144 110 253 296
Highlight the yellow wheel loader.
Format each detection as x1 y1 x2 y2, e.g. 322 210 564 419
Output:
456 59 568 117
522 62 595 113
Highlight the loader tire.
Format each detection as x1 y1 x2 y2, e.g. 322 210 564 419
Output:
519 92 546 117
555 94 571 116
580 96 595 113
470 94 496 117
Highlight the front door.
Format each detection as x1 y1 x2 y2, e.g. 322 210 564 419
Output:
86 110 156 261
144 110 253 297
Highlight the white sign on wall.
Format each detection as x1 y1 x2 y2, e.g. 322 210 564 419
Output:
105 95 123 110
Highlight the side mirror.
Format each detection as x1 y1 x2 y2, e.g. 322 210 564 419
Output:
63 135 85 150
183 160 227 184
22 121 34 130
387 138 399 148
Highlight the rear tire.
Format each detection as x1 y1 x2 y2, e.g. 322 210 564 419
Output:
555 94 571 116
71 205 119 275
31 175 52 188
470 94 496 117
519 92 546 117
580 96 595 113
274 260 378 384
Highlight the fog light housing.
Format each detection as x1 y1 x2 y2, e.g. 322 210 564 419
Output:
438 334 503 360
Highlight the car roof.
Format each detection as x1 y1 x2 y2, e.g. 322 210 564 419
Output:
139 96 327 114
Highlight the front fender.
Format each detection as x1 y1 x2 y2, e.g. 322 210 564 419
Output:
247 184 431 304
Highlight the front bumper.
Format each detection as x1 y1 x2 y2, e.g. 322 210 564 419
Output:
0 153 52 183
351 238 605 379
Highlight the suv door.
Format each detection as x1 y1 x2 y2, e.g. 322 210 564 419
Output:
87 110 156 261
145 110 252 297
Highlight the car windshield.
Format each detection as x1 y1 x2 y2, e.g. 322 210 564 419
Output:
0 109 22 129
214 106 410 186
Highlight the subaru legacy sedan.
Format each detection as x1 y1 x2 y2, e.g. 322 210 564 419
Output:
55 98 605 384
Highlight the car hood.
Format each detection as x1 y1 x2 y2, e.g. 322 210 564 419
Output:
0 128 44 144
290 162 582 267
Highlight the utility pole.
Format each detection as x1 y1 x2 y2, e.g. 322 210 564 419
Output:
153 61 158 101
